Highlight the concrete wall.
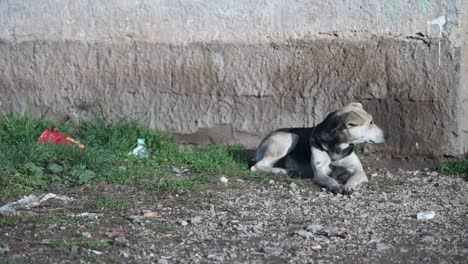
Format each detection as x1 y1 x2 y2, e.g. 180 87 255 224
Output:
0 0 467 157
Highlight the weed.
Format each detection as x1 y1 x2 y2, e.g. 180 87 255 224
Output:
50 237 111 252
435 158 468 178
92 197 133 211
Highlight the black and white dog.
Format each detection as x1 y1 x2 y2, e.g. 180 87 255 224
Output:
249 103 386 194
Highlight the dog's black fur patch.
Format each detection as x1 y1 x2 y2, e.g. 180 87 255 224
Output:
249 111 355 172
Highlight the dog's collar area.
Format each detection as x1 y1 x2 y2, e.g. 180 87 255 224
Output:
311 136 354 161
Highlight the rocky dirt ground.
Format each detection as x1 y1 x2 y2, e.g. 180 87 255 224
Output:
0 161 467 264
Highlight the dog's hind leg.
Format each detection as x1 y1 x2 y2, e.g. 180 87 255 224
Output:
250 132 298 174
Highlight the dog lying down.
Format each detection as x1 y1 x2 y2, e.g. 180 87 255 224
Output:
249 103 386 195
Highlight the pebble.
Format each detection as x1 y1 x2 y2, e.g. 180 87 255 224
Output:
190 216 203 224
115 237 130 247
417 211 435 221
180 220 188 227
81 232 92 238
375 243 390 251
262 246 283 256
289 182 298 191
220 176 229 184
420 234 435 242
305 224 323 233
295 230 313 239
0 242 10 255
157 259 169 264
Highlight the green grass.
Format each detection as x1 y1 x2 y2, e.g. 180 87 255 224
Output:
51 236 111 252
435 158 468 178
0 114 269 201
92 197 133 211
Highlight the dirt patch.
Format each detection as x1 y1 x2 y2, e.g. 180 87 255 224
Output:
0 161 467 263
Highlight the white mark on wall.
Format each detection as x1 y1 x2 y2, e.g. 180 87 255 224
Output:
212 52 225 80
427 16 446 66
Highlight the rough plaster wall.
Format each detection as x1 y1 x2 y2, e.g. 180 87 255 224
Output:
0 0 466 157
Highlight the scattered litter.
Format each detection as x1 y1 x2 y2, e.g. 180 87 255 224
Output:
89 249 103 255
219 176 229 184
141 209 157 218
417 211 435 221
171 166 190 175
130 138 149 158
38 126 85 149
0 193 74 215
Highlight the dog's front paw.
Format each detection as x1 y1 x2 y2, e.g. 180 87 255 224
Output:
328 184 344 194
344 181 367 195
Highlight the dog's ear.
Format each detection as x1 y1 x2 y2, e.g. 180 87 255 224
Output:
315 111 345 144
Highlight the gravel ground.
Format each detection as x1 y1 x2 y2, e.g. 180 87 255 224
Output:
1 165 467 263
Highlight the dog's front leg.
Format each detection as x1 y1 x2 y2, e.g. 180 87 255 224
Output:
311 147 343 194
333 152 368 194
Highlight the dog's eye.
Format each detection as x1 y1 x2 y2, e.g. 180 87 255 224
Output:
347 122 358 127
370 121 374 125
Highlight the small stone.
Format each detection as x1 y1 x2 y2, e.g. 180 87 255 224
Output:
289 182 298 191
219 176 229 184
417 211 435 221
179 220 188 227
60 226 66 230
0 242 10 255
190 216 203 224
295 230 313 239
141 209 157 218
81 232 92 238
262 246 283 256
69 245 79 259
429 171 439 177
420 234 435 242
305 224 323 233
268 180 275 184
129 215 145 224
157 259 169 264
115 237 130 247
311 245 322 250
375 243 390 251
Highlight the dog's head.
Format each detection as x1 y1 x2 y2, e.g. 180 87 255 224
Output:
316 102 385 145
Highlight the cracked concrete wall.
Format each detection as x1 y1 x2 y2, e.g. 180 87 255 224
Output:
0 0 467 157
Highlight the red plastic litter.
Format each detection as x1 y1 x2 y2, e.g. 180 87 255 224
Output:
38 126 85 149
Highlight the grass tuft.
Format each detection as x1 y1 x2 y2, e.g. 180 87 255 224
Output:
0 114 267 201
435 158 468 178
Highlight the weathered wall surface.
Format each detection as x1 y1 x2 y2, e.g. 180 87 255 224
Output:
0 0 467 157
